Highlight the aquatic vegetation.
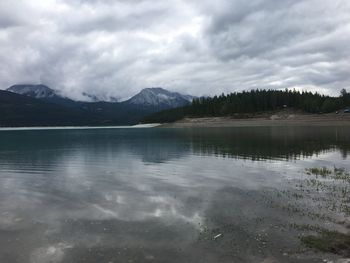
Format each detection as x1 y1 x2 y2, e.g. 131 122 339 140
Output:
306 166 350 182
296 166 350 255
259 166 350 256
305 167 332 177
301 230 350 257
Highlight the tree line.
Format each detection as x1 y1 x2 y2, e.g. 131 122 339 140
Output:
143 89 350 123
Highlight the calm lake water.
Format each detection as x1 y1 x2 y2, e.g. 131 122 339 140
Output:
0 127 350 263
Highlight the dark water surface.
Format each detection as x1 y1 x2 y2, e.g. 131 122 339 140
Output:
0 127 350 263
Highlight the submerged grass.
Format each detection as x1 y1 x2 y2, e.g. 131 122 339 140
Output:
301 230 350 257
196 166 350 258
306 167 332 177
298 166 350 256
306 166 350 182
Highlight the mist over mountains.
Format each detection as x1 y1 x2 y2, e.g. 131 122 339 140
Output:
1 85 194 127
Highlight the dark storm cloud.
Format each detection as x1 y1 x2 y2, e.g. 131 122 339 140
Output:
0 0 349 100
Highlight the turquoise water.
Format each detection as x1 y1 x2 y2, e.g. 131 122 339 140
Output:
0 127 349 262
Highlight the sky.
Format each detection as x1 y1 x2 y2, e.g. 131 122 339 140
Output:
0 0 349 101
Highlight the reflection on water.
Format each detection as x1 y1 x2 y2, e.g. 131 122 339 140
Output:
0 127 349 263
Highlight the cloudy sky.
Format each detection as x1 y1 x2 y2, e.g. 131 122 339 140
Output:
0 0 349 100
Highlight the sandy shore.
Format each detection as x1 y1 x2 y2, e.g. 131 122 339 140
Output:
159 112 350 128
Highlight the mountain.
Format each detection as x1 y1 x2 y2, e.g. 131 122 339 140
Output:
6 84 77 107
0 90 93 127
2 85 195 126
0 90 154 126
7 84 121 105
7 84 60 99
7 85 193 108
125 87 193 109
82 92 120 103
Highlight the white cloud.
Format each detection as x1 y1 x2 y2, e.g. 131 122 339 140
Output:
0 0 349 100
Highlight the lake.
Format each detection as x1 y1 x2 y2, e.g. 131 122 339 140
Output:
0 127 350 263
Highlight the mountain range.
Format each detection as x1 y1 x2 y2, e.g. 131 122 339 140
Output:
0 84 193 127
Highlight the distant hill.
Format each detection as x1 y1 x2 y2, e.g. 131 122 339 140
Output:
142 89 350 123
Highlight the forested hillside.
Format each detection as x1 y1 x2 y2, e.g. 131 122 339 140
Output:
143 89 350 123
0 90 94 126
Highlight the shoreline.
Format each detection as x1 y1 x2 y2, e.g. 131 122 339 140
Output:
0 123 161 131
158 114 350 128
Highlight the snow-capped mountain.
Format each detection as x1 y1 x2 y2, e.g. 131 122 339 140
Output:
6 84 80 107
3 85 196 125
6 85 194 112
7 84 59 99
7 84 121 103
126 87 194 108
7 85 193 107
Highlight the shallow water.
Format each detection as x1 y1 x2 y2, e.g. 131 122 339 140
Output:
0 127 349 263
